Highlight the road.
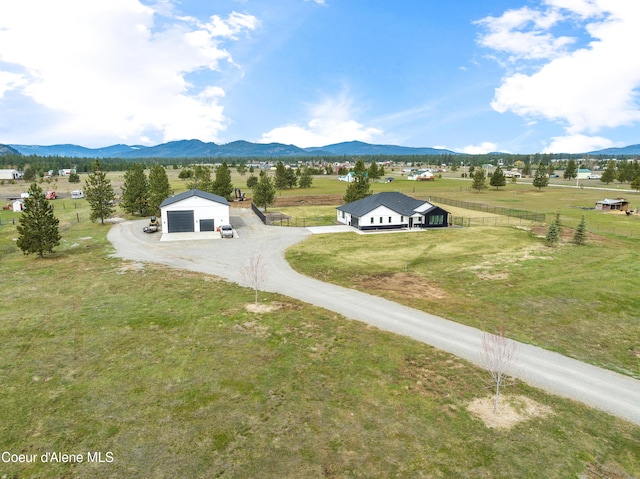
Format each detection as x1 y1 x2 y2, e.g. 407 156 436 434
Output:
107 209 640 426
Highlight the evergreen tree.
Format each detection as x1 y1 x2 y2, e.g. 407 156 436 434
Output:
148 165 172 214
533 163 549 190
600 161 616 184
545 218 560 247
246 175 258 189
236 163 247 175
68 172 80 183
84 160 116 224
212 162 234 199
16 182 61 258
522 163 531 176
471 167 487 191
564 159 577 179
274 162 288 190
178 168 193 180
368 162 381 180
253 170 276 212
298 167 313 188
285 167 297 188
343 159 371 203
187 165 213 192
490 166 506 190
573 215 587 245
631 175 640 192
121 163 150 216
546 163 556 176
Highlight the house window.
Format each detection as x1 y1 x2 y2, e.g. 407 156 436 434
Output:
379 217 383 224
388 216 392 223
428 215 444 225
401 216 404 222
340 211 344 218
370 217 374 224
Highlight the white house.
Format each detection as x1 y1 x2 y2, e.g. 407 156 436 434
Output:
159 189 230 237
58 168 76 176
336 192 449 230
13 200 24 212
0 169 22 180
407 170 434 181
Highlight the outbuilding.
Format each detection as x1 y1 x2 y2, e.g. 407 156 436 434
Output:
0 169 22 180
336 192 449 230
159 189 230 236
595 198 629 212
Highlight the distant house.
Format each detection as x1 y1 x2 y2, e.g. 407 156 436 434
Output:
407 170 435 181
595 198 629 212
576 169 592 179
159 189 230 237
336 192 449 230
58 168 76 176
0 169 22 180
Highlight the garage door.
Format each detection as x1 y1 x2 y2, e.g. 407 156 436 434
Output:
200 219 215 232
167 210 194 233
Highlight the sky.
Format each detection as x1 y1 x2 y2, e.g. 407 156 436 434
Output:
0 0 639 154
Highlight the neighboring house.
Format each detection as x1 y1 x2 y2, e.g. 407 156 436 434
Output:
504 169 522 178
13 200 24 212
407 170 435 181
576 169 592 179
58 168 76 176
159 189 230 236
595 198 629 212
336 192 449 230
0 169 22 180
338 171 356 182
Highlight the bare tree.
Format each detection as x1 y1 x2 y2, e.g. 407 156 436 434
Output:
481 324 517 413
240 254 268 304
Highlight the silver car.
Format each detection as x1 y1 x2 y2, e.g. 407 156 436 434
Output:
219 224 234 238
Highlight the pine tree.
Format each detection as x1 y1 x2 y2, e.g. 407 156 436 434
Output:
631 175 640 192
573 215 587 245
121 163 149 216
601 161 616 184
298 167 313 188
246 175 258 189
187 165 213 192
533 163 549 190
253 170 276 212
343 159 371 203
16 183 61 258
274 162 288 190
368 162 380 180
148 165 172 214
471 167 487 191
490 166 506 190
85 160 115 224
564 159 577 179
545 218 560 247
285 167 297 188
212 162 234 199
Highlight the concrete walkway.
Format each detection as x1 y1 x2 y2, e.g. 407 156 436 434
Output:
108 209 640 426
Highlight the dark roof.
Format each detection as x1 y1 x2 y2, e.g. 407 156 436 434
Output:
337 192 428 217
159 189 230 208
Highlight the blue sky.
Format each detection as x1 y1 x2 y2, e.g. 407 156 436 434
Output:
1 0 639 154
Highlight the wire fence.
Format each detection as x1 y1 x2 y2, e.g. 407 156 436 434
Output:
429 196 546 223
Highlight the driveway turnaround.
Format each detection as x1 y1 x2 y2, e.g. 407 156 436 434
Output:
108 209 640 426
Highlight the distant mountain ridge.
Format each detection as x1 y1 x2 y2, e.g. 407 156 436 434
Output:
5 139 640 158
7 139 458 159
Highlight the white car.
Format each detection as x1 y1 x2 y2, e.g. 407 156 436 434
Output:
219 224 234 238
587 174 601 179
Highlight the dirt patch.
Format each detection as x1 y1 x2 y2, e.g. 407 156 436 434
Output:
245 302 283 313
274 195 343 207
357 272 447 300
580 461 636 479
467 395 553 430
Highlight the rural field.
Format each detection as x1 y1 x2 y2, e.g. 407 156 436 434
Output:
1 170 640 478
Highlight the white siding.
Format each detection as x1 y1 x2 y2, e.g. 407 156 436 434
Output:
359 205 407 227
161 196 229 233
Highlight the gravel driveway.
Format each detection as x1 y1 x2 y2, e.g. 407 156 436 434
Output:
108 208 640 426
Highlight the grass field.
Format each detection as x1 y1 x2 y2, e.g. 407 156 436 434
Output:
1 171 640 477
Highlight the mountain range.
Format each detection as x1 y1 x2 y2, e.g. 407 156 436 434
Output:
4 140 457 159
3 139 640 158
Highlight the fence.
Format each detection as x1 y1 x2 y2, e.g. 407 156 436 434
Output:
430 196 546 223
449 216 539 227
251 202 267 224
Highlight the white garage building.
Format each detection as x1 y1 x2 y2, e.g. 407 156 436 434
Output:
159 189 230 236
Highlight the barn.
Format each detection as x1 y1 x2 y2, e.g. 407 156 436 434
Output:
159 189 230 236
336 192 449 230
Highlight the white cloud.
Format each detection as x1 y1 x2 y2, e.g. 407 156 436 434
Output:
542 133 613 153
0 1 258 146
460 142 499 154
478 0 640 148
259 95 382 148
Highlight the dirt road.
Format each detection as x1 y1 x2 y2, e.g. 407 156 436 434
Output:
108 209 640 426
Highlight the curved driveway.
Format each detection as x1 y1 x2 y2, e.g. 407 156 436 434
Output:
108 209 640 426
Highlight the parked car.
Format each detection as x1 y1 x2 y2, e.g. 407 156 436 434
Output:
587 174 601 179
219 224 234 238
